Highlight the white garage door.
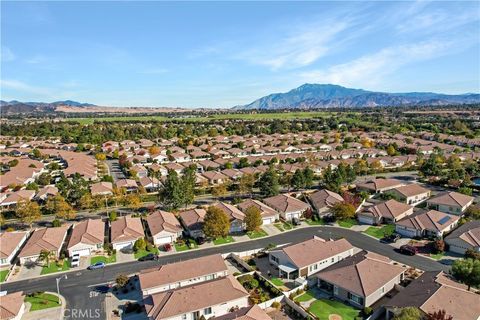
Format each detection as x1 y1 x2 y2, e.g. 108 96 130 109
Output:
395 227 417 238
72 248 91 257
262 218 274 225
113 242 133 250
155 236 173 245
358 216 374 225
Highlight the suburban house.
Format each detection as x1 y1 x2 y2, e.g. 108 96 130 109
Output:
0 231 29 266
178 208 207 239
426 191 474 215
139 177 161 192
90 182 113 196
18 226 69 264
67 219 105 257
35 185 59 201
237 199 279 225
384 271 480 320
213 202 245 233
395 210 460 238
0 291 26 320
356 178 404 194
357 200 414 225
211 305 271 320
269 237 354 279
139 254 228 295
308 189 344 216
263 194 311 221
110 215 145 250
116 179 138 192
315 251 407 308
201 171 229 185
444 220 480 255
145 210 182 245
143 276 249 320
388 184 431 205
0 190 36 207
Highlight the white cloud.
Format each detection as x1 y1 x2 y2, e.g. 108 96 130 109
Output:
299 40 460 88
1 46 15 62
236 20 351 70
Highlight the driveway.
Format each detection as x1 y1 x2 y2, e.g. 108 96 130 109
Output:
106 159 126 182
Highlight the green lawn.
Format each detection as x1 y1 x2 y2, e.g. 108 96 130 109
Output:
430 252 445 260
363 224 395 239
134 247 159 259
25 292 61 311
175 240 198 252
306 219 325 226
295 290 317 302
308 299 360 320
90 254 117 264
247 229 268 239
0 269 9 282
213 236 235 245
41 260 70 275
270 277 284 286
337 218 358 228
274 223 285 232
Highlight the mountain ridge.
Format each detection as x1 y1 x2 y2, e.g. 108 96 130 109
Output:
236 84 480 109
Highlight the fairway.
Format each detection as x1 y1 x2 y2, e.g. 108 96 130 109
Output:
68 111 340 124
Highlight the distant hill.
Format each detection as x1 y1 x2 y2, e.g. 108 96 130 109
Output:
0 100 97 114
237 84 480 109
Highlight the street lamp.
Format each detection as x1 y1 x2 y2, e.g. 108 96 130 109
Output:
56 274 68 305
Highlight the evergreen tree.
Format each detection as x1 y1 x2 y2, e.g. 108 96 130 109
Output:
259 166 280 197
160 169 184 210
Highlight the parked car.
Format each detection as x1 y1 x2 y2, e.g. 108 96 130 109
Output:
88 262 106 270
196 237 206 245
399 244 418 256
163 243 172 252
138 253 159 261
71 254 80 268
292 218 301 226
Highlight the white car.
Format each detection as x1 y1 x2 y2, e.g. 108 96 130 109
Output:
71 254 80 268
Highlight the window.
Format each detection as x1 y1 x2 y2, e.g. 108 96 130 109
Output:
348 292 364 305
181 315 187 320
381 287 385 293
331 258 334 262
204 307 212 315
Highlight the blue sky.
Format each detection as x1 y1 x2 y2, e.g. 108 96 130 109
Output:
1 1 479 108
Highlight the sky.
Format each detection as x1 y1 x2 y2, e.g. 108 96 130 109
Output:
1 1 480 108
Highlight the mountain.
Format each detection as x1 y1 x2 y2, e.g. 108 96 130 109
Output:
237 84 480 109
0 100 97 114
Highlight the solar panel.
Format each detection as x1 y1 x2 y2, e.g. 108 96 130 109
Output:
438 216 451 225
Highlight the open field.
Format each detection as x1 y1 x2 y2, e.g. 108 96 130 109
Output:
69 111 340 124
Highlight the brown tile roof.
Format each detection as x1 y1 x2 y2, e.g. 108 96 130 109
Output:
67 219 104 249
0 231 28 259
396 210 459 233
427 191 474 208
212 305 272 320
110 216 144 244
178 208 206 231
316 251 406 297
281 237 353 268
237 199 278 218
357 178 404 192
19 226 69 258
392 184 430 197
361 200 413 220
139 254 228 291
386 271 480 320
263 194 310 214
0 291 25 320
214 202 245 221
144 276 248 320
146 210 182 236
308 189 344 210
445 220 480 247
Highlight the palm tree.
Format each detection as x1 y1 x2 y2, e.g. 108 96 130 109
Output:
38 249 54 268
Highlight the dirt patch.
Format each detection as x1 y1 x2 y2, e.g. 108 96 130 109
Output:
329 314 342 320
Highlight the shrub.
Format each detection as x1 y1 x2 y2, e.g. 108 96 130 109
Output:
363 307 373 316
52 219 62 227
271 301 281 310
116 274 130 288
145 242 153 251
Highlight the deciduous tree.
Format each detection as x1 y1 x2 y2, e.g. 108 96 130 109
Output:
203 206 230 239
244 206 262 232
16 199 41 227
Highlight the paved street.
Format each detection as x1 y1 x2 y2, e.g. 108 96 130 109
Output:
106 159 126 182
0 225 448 319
